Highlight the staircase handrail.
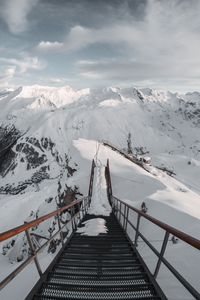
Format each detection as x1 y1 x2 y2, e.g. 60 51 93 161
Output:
105 159 200 299
0 196 89 291
112 196 200 250
0 198 85 243
0 160 96 292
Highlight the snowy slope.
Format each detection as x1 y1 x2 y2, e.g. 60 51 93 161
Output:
0 85 200 299
0 84 199 225
73 139 200 300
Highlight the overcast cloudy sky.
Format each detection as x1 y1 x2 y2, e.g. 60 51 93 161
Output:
0 0 200 91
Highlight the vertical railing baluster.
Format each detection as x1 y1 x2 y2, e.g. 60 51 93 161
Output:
70 207 75 231
25 224 42 277
84 198 86 214
154 231 170 278
73 206 77 230
125 207 129 232
119 202 122 224
123 205 127 229
117 199 119 221
134 214 141 247
57 214 64 246
78 202 81 222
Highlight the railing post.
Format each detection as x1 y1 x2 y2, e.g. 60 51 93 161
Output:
73 206 77 230
125 207 129 231
123 205 127 229
83 198 87 216
78 202 81 222
134 214 141 247
70 207 75 231
116 199 119 220
154 231 170 278
119 202 122 224
57 215 64 246
88 160 95 205
106 159 113 206
25 224 42 277
86 197 90 212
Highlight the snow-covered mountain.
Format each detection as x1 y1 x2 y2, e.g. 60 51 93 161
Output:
0 85 200 197
0 85 200 299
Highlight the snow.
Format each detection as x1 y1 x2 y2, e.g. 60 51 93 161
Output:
0 84 200 299
73 138 200 299
73 139 200 232
87 164 112 216
76 218 108 236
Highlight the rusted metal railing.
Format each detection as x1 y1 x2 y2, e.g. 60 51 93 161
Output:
0 160 96 292
0 197 89 291
88 159 96 204
105 159 200 299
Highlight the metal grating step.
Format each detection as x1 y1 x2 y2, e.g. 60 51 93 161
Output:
53 265 145 276
60 253 136 260
62 248 134 254
30 214 166 300
49 271 148 281
70 238 128 243
61 252 134 259
67 243 131 248
35 283 159 299
48 276 149 287
56 261 140 268
34 296 161 300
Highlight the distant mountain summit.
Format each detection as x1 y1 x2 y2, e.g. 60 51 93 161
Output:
0 84 199 196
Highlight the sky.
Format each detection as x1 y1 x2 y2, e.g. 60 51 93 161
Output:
0 0 200 91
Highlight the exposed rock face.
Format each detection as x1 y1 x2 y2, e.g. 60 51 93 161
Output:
0 125 21 177
0 127 77 195
0 126 80 262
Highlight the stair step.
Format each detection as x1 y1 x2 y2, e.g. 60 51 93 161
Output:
60 254 135 260
48 275 149 286
63 249 133 254
70 237 127 241
35 283 159 299
49 271 147 280
69 240 128 245
61 253 134 259
67 240 131 250
53 266 144 276
35 296 161 300
31 214 166 300
56 261 141 268
58 257 138 263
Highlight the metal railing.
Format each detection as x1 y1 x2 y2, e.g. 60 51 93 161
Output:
105 159 200 299
0 197 89 291
0 159 96 292
102 140 144 167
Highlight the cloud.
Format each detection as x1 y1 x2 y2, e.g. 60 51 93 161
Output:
69 0 200 89
47 77 68 85
36 25 136 53
2 0 200 90
36 0 200 63
37 41 64 51
0 0 39 34
0 55 46 74
0 66 16 87
78 57 200 81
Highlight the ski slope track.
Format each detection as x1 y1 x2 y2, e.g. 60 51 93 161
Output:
0 85 200 300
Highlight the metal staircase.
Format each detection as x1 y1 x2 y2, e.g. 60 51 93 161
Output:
0 159 199 300
32 213 166 300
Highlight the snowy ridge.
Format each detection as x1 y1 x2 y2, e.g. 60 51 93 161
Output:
0 84 200 299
